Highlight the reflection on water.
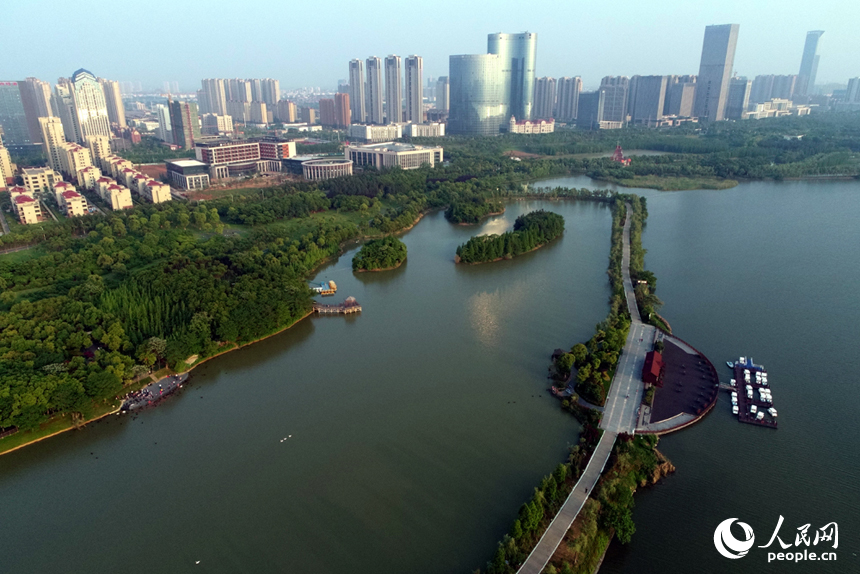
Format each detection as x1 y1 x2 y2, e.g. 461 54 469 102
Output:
468 280 529 348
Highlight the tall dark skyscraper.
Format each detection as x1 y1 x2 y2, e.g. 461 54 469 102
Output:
725 76 752 120
487 32 537 121
384 55 402 124
448 54 503 136
366 57 383 125
555 77 582 122
796 31 824 97
599 76 629 124
169 98 201 150
692 24 740 122
631 75 668 125
533 77 556 119
0 81 31 145
348 59 366 124
576 90 605 130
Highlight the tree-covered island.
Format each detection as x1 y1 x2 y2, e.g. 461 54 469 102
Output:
352 237 408 272
455 210 565 264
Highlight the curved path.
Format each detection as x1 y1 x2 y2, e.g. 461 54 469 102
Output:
518 204 648 573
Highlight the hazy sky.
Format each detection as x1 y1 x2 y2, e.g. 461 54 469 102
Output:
3 0 858 91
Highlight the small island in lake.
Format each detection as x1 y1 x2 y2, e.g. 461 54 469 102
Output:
445 197 505 224
455 210 565 264
352 237 408 272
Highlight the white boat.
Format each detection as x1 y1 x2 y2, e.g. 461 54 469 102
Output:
732 405 739 414
726 361 734 368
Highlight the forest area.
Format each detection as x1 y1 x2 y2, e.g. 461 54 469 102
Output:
352 237 407 271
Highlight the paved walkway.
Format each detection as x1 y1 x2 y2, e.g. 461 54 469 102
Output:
517 204 645 574
0 209 10 235
516 431 617 574
601 204 652 435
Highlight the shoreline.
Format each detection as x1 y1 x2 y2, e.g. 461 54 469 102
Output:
453 208 506 225
354 259 405 273
0 210 436 457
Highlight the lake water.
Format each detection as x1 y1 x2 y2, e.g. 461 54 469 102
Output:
2 176 858 573
0 200 612 573
535 175 860 573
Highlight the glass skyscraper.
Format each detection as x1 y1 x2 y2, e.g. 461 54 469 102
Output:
448 54 503 136
487 32 537 121
0 82 31 145
692 24 739 122
796 30 824 97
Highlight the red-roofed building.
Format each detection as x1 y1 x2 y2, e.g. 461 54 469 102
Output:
60 189 88 217
10 188 42 224
642 350 664 386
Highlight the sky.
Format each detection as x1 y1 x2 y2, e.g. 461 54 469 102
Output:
3 0 858 91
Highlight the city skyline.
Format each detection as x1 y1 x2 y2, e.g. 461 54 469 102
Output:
2 0 857 92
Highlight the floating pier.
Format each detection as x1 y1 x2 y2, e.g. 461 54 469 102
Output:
313 296 362 314
728 358 777 429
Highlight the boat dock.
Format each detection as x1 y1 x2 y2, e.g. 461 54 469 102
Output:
120 373 189 412
310 280 337 296
726 357 777 429
313 296 362 314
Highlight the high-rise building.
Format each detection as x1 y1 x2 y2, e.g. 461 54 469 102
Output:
600 76 629 123
85 134 111 167
487 32 538 120
555 77 582 122
169 98 200 150
366 57 384 124
18 78 53 144
448 54 503 136
847 78 860 103
577 90 605 129
0 145 14 188
692 24 740 121
52 82 78 142
348 60 366 123
261 79 280 105
98 78 126 127
319 98 336 127
0 81 30 145
334 93 350 128
436 76 450 112
631 75 668 125
533 77 556 119
796 31 824 97
750 75 797 104
154 104 172 142
725 76 752 119
276 100 297 123
39 117 66 172
69 69 111 143
300 106 316 125
249 102 268 124
201 79 227 115
405 55 424 123
384 55 402 124
664 75 697 117
201 113 233 135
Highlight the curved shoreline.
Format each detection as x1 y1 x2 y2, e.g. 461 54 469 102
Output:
452 208 506 225
354 260 405 272
0 209 436 456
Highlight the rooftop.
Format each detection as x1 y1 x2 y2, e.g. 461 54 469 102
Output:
167 159 208 168
347 142 439 152
14 194 35 204
62 190 82 199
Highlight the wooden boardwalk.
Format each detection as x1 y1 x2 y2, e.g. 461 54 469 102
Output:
312 297 362 315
